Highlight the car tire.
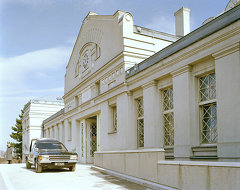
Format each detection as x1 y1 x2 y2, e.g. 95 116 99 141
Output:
35 159 42 173
69 164 76 172
26 158 31 169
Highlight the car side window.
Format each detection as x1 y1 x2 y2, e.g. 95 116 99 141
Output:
32 143 36 152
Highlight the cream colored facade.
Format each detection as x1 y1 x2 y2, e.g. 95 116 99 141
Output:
43 9 179 162
42 1 240 189
22 98 64 161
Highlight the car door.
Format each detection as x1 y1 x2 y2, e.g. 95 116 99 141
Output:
29 140 36 164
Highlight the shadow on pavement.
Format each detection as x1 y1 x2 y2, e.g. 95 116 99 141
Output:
21 166 71 173
90 170 151 190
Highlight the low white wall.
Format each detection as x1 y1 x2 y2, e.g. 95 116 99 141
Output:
95 151 240 190
94 149 165 183
157 161 240 190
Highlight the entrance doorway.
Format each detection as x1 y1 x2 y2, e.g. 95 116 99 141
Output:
86 116 97 163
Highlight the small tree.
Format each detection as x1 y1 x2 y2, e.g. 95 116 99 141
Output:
10 110 23 158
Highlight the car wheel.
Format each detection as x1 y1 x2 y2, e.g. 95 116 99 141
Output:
35 159 42 173
69 164 76 172
26 158 31 169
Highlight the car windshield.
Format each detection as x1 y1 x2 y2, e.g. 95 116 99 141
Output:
36 142 67 151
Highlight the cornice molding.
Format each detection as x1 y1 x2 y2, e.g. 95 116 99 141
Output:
212 42 240 60
126 90 133 96
142 80 157 89
171 65 192 77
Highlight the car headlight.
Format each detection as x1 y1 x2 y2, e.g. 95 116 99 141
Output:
70 155 78 160
39 155 49 160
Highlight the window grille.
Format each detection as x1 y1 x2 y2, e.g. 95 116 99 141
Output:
199 73 217 144
162 88 174 146
112 106 117 132
199 73 216 101
90 124 97 157
136 98 144 147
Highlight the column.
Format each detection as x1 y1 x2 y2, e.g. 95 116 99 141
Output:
54 125 58 140
59 122 63 143
142 81 162 148
71 119 79 152
48 128 50 138
51 127 54 139
213 43 240 159
64 120 70 150
172 66 194 159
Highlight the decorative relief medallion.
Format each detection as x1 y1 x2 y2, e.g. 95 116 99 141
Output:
82 50 90 71
75 42 101 78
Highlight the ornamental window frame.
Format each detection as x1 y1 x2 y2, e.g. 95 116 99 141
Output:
162 87 174 147
198 72 217 144
136 97 144 148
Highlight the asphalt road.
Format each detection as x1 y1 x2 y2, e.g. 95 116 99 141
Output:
0 163 151 190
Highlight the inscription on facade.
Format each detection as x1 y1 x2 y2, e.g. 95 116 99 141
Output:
82 88 92 103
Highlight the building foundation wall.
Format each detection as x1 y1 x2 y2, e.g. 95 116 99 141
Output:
94 149 164 183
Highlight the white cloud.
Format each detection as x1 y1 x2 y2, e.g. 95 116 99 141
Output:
0 47 70 150
145 15 175 35
0 46 71 93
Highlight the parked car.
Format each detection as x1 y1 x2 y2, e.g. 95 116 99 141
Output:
25 138 78 173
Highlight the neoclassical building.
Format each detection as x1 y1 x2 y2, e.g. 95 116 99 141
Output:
40 1 240 189
22 97 64 161
42 8 180 163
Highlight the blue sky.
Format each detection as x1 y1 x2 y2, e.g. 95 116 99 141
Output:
0 0 229 151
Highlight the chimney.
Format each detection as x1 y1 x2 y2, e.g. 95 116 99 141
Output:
174 7 190 36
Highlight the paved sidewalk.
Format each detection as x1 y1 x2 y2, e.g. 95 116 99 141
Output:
0 163 152 190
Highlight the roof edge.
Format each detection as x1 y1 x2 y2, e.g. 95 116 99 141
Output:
126 4 240 78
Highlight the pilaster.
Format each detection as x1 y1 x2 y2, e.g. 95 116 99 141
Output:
59 122 63 143
213 42 240 159
142 81 162 148
171 65 194 159
126 91 137 149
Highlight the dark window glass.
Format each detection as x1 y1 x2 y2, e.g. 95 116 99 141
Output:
36 143 67 150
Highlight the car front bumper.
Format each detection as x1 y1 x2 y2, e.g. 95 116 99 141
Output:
39 162 76 169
